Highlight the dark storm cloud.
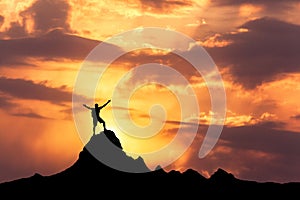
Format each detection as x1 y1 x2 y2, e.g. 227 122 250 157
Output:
139 0 192 12
0 29 123 66
0 77 86 105
22 0 72 34
207 17 300 89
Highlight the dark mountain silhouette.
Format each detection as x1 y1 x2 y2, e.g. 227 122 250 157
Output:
1 129 299 198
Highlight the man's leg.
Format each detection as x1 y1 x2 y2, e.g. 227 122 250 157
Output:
98 117 106 131
103 121 106 131
93 119 97 135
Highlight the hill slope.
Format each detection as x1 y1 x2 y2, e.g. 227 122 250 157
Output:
0 130 299 198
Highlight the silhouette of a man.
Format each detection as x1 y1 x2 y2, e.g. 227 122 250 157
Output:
83 100 111 135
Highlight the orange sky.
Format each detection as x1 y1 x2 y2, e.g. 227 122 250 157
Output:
1 0 300 183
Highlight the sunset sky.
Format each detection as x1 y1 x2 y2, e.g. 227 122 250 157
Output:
1 0 300 183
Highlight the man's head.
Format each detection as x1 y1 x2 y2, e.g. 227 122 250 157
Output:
95 103 99 108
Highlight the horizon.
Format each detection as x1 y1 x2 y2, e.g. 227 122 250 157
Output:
1 0 300 184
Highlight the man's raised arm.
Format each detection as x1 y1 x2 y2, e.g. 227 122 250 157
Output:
83 104 92 110
100 100 111 109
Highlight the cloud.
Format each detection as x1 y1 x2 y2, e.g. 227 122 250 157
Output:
111 106 137 111
255 120 285 129
12 111 50 120
0 77 83 105
220 125 300 156
0 29 123 66
139 0 192 12
5 21 28 38
0 0 72 39
0 95 15 109
114 49 199 82
211 0 299 6
0 15 4 28
213 125 300 182
207 17 300 89
165 120 199 126
291 114 300 120
21 0 72 35
170 124 300 182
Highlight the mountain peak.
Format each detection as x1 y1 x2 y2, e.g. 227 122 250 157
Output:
209 168 235 182
77 129 150 173
155 165 163 170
